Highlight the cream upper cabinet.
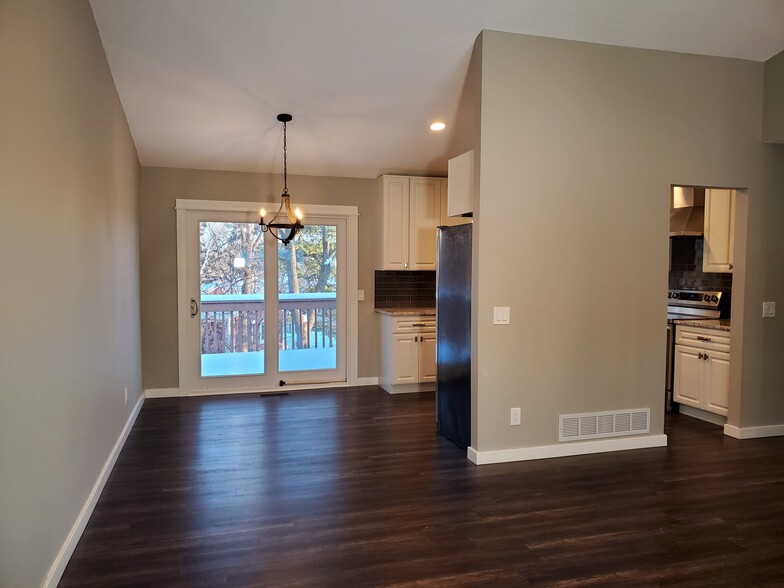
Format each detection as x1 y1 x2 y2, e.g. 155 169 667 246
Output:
380 175 442 270
439 179 471 227
447 150 474 217
703 188 735 273
381 176 410 270
408 178 441 270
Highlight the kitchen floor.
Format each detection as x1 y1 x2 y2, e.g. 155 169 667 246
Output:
60 388 784 587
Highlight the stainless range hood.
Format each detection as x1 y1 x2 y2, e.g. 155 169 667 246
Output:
670 186 704 236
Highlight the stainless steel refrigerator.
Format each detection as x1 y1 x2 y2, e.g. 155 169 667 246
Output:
436 223 472 449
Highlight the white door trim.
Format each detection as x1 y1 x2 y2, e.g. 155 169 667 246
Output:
175 199 360 395
175 199 359 216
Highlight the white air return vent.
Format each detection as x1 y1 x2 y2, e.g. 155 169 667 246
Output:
559 408 650 442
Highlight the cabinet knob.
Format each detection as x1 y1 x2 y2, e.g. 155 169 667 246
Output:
698 352 703 360
704 353 709 361
729 263 733 270
404 262 408 269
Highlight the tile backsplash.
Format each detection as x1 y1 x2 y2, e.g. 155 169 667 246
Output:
375 270 436 308
669 236 732 312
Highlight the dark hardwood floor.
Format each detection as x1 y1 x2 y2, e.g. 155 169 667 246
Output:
60 388 784 587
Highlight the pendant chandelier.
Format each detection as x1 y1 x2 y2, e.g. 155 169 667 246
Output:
259 113 303 245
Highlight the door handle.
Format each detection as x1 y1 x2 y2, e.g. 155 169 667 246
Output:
412 322 427 327
696 336 712 342
190 298 199 318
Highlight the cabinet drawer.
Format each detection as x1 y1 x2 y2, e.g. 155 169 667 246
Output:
675 325 730 353
393 316 435 333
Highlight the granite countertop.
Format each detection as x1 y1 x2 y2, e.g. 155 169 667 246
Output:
672 318 731 332
374 307 436 316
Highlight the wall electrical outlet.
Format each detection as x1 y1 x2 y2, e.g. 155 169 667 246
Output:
510 407 521 426
357 289 365 301
763 301 776 318
124 387 128 405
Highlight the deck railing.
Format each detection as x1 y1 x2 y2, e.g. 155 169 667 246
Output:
200 293 337 354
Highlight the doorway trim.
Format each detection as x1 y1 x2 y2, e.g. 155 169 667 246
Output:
175 198 359 395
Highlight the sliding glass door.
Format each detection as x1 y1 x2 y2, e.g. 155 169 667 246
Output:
179 209 346 394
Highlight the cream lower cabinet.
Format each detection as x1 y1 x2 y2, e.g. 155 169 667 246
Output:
673 326 730 416
379 314 436 393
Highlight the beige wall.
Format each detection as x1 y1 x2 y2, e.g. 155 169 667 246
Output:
763 49 784 142
472 31 784 452
139 167 380 390
0 2 142 586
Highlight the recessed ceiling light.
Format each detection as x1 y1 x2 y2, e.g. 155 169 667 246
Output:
430 121 446 131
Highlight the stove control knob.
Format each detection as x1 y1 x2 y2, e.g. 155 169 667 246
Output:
711 295 719 302
667 292 672 299
703 294 711 302
672 292 679 299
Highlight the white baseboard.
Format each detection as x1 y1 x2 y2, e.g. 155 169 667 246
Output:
677 404 726 426
724 423 784 439
353 377 379 386
467 434 668 465
144 387 183 398
43 393 144 588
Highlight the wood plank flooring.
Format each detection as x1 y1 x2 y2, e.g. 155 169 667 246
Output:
60 388 784 587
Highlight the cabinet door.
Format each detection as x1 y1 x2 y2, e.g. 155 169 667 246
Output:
383 177 410 270
408 178 440 270
673 345 703 408
391 333 418 385
703 189 735 273
440 179 470 227
705 350 730 415
418 333 437 383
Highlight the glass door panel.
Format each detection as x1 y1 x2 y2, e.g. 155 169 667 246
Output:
277 224 338 372
199 221 265 377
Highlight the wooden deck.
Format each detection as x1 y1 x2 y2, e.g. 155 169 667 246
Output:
60 388 784 587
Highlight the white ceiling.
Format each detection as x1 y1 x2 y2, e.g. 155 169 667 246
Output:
90 0 784 179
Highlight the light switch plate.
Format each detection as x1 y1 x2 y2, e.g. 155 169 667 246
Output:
493 307 510 325
763 301 776 318
510 407 521 426
357 290 365 301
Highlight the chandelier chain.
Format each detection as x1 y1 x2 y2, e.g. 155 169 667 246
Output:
282 120 288 195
